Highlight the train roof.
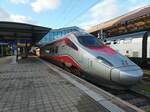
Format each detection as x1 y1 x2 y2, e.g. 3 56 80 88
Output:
40 31 74 48
40 31 97 48
72 31 95 37
107 31 147 40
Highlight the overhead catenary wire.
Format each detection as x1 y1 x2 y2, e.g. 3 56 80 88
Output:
63 0 100 27
55 0 81 28
53 1 88 27
62 1 82 26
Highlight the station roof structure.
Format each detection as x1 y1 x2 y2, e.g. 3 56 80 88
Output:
0 21 51 45
87 5 150 37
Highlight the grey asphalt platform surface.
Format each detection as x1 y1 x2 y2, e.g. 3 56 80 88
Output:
0 56 110 112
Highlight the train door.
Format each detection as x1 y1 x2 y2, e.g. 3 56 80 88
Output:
60 42 68 55
131 38 142 58
67 46 79 63
64 39 80 67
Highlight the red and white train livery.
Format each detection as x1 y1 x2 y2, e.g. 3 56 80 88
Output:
40 31 143 87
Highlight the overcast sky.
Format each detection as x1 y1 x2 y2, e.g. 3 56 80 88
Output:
0 0 149 29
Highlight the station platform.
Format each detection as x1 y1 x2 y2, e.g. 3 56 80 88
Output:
0 56 16 65
0 56 144 112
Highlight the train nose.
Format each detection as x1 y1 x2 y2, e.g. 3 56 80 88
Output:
111 67 143 85
119 69 143 85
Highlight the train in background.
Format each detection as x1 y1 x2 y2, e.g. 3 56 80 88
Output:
40 31 143 89
104 31 150 68
30 47 40 57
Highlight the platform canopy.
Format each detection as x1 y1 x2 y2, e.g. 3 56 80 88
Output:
87 5 150 37
0 21 51 46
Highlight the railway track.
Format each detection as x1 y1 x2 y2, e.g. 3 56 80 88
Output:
78 74 150 112
80 70 150 112
46 60 150 112
65 66 150 112
97 69 150 112
101 87 150 112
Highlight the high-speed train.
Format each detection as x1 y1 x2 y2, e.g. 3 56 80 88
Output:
40 31 143 88
104 31 150 67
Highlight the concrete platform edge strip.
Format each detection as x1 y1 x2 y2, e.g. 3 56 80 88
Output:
39 58 126 112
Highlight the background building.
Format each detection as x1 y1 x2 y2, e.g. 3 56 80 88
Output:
87 5 150 38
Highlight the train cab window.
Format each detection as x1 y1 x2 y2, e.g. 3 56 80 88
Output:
77 36 104 47
45 50 49 53
66 39 78 51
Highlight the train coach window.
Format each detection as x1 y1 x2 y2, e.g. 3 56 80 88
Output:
49 48 52 53
105 41 111 45
45 50 49 53
55 46 58 53
66 39 78 51
132 51 139 57
113 40 117 44
123 38 132 44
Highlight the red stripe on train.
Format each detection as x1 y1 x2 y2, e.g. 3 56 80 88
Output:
48 55 80 68
88 45 116 55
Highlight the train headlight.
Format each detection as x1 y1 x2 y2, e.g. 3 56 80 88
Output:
97 56 113 66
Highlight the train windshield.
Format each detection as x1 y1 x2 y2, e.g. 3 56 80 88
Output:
77 36 104 47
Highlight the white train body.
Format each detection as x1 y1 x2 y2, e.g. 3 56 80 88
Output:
40 31 143 87
105 31 150 66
